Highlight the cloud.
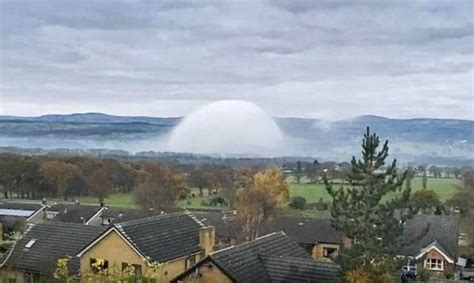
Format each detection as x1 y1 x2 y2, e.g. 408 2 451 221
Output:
0 0 473 119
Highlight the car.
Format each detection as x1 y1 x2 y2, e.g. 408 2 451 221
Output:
401 265 417 280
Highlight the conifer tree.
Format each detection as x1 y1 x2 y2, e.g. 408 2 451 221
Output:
325 127 414 270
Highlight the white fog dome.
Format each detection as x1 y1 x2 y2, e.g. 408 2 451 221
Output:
168 100 284 155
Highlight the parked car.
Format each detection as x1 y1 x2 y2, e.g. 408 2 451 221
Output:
401 265 417 280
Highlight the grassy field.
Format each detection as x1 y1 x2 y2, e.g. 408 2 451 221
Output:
45 193 138 209
290 176 461 203
18 177 460 212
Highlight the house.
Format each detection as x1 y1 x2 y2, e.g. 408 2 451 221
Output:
1 211 215 282
47 203 104 224
0 202 45 224
76 211 215 282
0 221 106 282
193 210 238 246
93 207 150 226
264 217 348 261
172 231 342 283
401 214 459 278
194 212 349 261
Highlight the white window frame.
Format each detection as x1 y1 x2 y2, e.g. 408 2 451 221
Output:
424 258 444 271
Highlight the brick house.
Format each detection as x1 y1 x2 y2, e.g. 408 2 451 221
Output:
401 214 459 278
172 231 341 283
1 212 215 282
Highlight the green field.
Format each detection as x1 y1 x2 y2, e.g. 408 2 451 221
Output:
24 177 460 212
46 193 138 209
290 176 461 203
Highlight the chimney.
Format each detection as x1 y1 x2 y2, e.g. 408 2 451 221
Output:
199 226 215 256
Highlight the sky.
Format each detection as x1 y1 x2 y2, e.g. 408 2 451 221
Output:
0 0 473 120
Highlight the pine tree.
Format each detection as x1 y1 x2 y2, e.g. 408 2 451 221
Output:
325 127 414 271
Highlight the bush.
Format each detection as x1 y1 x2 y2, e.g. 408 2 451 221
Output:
186 200 192 206
2 216 27 236
289 196 306 210
208 196 228 206
200 200 209 206
315 197 328 211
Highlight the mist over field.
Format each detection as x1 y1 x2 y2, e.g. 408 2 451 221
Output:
0 104 473 165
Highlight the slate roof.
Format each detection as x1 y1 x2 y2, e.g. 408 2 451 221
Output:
0 202 43 212
49 203 102 224
1 222 105 275
0 202 44 219
192 210 237 241
264 216 344 245
113 212 204 262
209 232 313 283
173 231 341 283
401 214 459 260
100 207 150 224
261 255 341 283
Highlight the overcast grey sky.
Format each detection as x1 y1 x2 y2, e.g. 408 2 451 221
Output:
1 0 473 119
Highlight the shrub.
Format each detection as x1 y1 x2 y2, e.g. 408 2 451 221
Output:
186 200 192 206
315 197 328 211
208 196 228 206
200 200 209 206
2 216 27 236
289 196 306 210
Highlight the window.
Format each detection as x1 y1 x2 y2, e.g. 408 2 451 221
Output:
133 264 142 277
122 262 129 271
323 247 338 258
425 258 443 271
25 239 37 248
90 258 109 273
121 263 142 277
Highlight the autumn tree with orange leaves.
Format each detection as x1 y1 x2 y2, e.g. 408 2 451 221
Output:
235 167 289 241
40 160 81 200
134 162 188 213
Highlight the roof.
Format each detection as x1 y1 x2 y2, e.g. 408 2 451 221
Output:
261 255 341 283
209 232 312 283
0 202 43 212
192 210 237 241
100 207 150 224
1 222 105 275
401 214 459 260
78 212 205 262
194 212 345 246
264 217 344 245
49 204 103 224
0 202 44 219
173 232 341 283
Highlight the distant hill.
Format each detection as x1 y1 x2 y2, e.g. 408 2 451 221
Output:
0 112 180 125
0 113 472 165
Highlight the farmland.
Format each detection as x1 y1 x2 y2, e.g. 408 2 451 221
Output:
41 176 460 212
290 176 461 203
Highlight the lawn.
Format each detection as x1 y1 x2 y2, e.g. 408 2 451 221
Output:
23 177 459 211
46 193 138 209
290 176 461 203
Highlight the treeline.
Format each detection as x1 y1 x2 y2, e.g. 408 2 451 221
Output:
0 154 257 210
285 160 470 184
0 154 138 201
